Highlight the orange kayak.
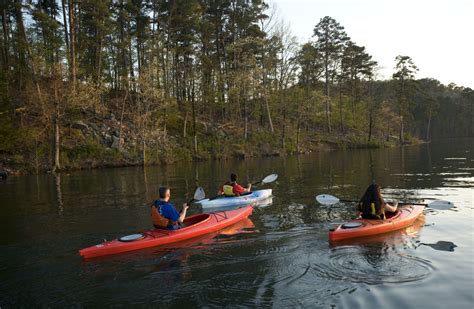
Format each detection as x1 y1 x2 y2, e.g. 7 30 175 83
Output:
79 206 253 259
329 205 424 241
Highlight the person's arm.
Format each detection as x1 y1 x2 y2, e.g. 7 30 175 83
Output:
356 202 363 218
177 204 189 224
233 184 247 195
245 184 252 192
384 200 398 212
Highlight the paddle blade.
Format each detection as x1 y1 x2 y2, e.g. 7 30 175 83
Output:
427 200 454 210
262 174 278 184
316 194 340 205
194 187 206 201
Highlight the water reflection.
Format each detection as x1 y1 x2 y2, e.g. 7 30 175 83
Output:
1 138 472 307
54 173 63 215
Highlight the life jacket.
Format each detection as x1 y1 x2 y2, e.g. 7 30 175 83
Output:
358 201 386 220
151 202 173 228
223 181 236 196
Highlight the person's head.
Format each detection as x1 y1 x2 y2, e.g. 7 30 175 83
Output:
360 183 383 210
159 187 170 201
230 173 237 182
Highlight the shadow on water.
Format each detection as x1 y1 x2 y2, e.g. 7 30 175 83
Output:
418 241 458 252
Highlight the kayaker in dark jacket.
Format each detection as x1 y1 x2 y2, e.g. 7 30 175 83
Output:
218 173 251 196
151 187 188 230
357 183 398 219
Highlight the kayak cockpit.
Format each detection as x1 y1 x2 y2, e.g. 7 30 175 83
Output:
180 213 211 229
385 209 403 220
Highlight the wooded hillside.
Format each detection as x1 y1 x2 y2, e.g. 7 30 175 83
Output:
0 1 472 173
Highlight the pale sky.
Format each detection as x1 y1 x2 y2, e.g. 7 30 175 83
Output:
272 0 474 88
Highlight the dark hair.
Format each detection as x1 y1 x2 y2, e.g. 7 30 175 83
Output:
359 183 384 214
159 187 170 198
230 173 237 182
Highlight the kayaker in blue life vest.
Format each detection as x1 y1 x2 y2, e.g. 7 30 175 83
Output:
151 187 189 230
357 183 398 219
218 173 251 196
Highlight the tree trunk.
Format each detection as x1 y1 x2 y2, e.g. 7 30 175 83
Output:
281 116 286 150
264 93 274 133
183 111 187 138
142 138 146 166
191 77 197 155
296 119 301 154
339 83 344 133
399 78 405 145
324 51 331 133
1 9 9 69
368 109 373 142
351 79 355 118
53 110 61 172
128 33 135 92
367 80 373 142
68 0 76 90
61 0 69 54
96 37 102 86
325 96 331 133
399 113 404 145
14 1 45 115
426 109 432 141
118 91 127 151
281 93 286 149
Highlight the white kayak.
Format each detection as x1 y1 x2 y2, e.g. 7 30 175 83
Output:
196 189 273 209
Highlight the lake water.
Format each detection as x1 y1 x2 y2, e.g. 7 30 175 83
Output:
1 138 473 308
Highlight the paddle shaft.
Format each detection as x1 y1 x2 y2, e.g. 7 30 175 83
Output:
338 199 430 207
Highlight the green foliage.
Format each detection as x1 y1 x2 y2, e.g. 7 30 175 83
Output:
0 2 471 173
66 140 121 163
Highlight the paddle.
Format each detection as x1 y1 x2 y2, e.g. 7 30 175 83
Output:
186 186 206 205
251 174 278 186
315 194 454 210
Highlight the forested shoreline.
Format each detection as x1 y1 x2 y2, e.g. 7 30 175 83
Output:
0 0 473 175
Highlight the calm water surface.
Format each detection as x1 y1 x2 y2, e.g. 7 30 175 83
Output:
1 138 473 308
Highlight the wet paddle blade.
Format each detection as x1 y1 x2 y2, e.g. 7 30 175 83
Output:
427 200 454 210
194 187 206 201
316 194 340 205
262 174 278 184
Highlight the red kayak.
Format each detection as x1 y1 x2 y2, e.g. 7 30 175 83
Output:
79 206 253 259
329 205 424 241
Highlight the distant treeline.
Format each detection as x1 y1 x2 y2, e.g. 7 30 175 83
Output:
0 0 473 172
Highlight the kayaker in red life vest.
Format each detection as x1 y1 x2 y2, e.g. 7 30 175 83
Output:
151 187 189 230
218 173 251 197
357 183 398 219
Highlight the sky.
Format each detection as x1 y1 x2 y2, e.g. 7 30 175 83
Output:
272 0 474 88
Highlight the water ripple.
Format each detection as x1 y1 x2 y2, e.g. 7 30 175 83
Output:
313 246 434 284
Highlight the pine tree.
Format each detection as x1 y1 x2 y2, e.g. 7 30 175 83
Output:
392 55 418 144
313 16 349 133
